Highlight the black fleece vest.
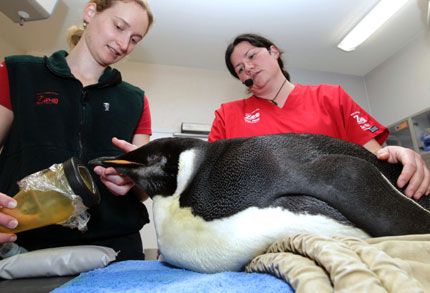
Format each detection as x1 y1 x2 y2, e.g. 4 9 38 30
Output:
0 51 149 252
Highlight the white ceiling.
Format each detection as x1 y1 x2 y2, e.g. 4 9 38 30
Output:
0 0 428 76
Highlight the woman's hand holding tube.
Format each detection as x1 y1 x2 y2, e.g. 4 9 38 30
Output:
93 137 139 196
0 192 18 243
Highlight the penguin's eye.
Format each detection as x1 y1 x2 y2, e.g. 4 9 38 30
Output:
147 154 165 165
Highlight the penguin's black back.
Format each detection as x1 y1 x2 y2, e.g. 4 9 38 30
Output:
180 133 398 216
178 133 429 236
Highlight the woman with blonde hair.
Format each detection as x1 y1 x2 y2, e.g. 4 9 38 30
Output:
0 0 154 260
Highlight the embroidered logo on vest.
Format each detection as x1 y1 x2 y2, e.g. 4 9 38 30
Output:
103 102 110 111
35 92 59 105
244 108 261 124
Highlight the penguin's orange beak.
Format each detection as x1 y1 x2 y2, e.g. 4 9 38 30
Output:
103 160 144 166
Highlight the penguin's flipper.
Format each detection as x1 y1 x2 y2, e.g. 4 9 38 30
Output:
299 154 430 237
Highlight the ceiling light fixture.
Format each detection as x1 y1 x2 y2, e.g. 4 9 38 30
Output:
338 0 409 52
0 0 58 26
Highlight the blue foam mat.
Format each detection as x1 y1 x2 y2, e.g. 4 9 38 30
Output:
53 260 294 292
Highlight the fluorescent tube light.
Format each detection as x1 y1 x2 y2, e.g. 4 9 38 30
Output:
338 0 409 52
427 0 430 27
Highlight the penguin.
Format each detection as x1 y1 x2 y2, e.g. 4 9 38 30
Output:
89 133 430 273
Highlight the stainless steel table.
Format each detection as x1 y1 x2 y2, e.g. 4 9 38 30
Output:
0 275 75 292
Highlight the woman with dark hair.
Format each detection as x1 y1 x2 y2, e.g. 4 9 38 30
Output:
209 33 429 200
225 34 291 82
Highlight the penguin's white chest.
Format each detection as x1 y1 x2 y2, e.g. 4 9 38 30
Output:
153 196 368 273
152 149 368 273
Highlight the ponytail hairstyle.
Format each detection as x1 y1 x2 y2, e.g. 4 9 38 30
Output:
66 0 154 49
225 33 290 81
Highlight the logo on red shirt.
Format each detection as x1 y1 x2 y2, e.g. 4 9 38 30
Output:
244 108 261 124
350 111 373 131
35 92 59 105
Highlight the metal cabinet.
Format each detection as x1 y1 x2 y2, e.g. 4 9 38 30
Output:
386 107 430 167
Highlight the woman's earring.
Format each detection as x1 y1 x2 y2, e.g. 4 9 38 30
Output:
83 22 87 29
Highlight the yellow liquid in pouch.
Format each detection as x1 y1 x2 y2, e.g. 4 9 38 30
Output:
0 189 75 234
0 158 99 234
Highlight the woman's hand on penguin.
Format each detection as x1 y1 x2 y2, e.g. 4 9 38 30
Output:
0 192 18 243
93 137 138 196
376 146 430 200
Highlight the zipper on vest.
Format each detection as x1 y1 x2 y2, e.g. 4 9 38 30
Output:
79 90 87 160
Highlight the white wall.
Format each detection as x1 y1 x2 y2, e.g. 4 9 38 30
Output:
365 30 430 126
114 61 249 133
0 36 24 59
